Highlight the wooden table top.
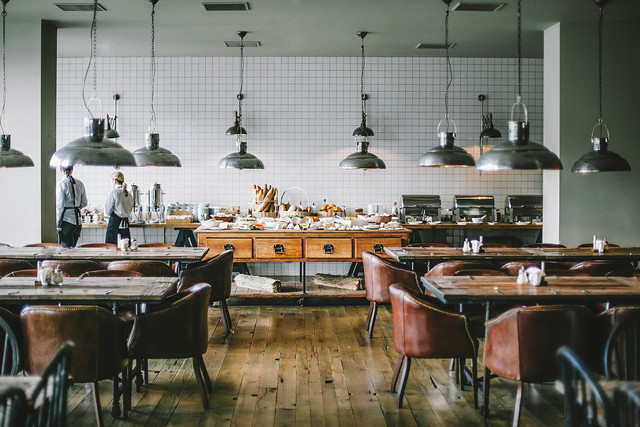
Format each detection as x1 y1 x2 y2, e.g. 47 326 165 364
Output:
0 276 178 303
47 246 209 261
0 247 55 260
420 275 640 305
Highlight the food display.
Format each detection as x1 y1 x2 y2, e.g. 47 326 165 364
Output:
318 202 342 216
253 184 278 215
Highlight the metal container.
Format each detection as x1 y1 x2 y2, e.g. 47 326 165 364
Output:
400 195 441 222
453 195 495 222
505 195 542 223
149 182 162 210
131 184 140 207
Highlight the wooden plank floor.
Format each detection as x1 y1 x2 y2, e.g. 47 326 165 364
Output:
66 305 567 426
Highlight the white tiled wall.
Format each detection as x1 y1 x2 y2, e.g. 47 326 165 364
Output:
57 56 543 274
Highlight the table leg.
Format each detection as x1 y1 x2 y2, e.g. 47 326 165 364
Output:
302 262 307 293
482 301 492 418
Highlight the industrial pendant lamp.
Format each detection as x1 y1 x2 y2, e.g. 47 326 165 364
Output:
105 94 120 139
132 0 181 167
418 1 475 168
478 94 501 155
49 0 135 168
339 31 385 170
476 0 562 171
219 31 264 169
571 0 630 173
0 0 33 168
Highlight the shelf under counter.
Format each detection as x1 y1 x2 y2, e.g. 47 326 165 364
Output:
82 222 201 229
402 222 542 230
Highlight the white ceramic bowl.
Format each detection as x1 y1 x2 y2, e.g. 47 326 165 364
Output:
471 217 483 224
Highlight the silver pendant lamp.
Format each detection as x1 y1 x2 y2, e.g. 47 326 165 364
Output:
49 0 135 168
105 94 120 139
478 94 501 155
418 1 475 168
571 0 630 173
219 31 264 170
0 0 33 169
339 31 385 170
476 0 562 171
132 0 181 167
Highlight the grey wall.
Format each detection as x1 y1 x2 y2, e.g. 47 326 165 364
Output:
547 21 640 246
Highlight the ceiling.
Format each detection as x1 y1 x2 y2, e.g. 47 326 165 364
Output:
8 0 640 58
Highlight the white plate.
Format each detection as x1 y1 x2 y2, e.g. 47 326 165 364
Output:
515 221 531 225
408 221 423 225
428 221 441 225
363 225 380 230
457 221 469 225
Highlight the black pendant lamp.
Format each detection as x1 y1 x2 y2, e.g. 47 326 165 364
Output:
339 31 386 170
476 0 562 171
0 0 33 169
571 0 630 173
49 0 135 168
418 1 475 168
132 0 181 167
219 31 264 170
478 94 501 155
105 94 120 139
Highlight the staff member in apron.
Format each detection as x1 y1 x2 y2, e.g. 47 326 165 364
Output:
105 171 134 244
56 166 88 247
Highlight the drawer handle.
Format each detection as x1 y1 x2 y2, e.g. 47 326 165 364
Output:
223 244 234 251
273 244 284 254
323 244 334 254
373 244 384 253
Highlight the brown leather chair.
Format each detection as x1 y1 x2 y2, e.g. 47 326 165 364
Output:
521 243 567 248
20 305 130 425
107 260 177 277
79 269 143 278
178 250 233 335
127 283 212 408
605 269 640 278
362 251 421 339
452 269 508 277
570 260 634 276
389 284 478 408
544 269 590 277
23 243 63 248
481 243 510 248
0 243 11 247
499 261 574 276
137 243 176 248
0 259 34 277
41 260 103 277
578 243 620 248
427 260 496 276
483 305 591 425
407 242 450 248
78 243 117 248
4 269 39 277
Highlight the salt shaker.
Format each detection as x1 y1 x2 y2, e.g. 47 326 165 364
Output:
131 238 138 251
53 265 64 286
516 266 527 285
462 239 471 253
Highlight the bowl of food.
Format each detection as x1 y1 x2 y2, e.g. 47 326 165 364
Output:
471 217 484 224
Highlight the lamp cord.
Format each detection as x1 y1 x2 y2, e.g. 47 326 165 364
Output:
0 2 6 134
238 35 244 127
150 1 156 131
517 0 522 100
81 0 98 118
360 35 366 119
444 2 452 129
598 5 603 128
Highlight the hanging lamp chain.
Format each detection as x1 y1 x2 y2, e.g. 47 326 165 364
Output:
598 4 603 130
238 34 244 127
517 0 522 101
0 1 6 134
360 34 366 121
81 0 99 118
444 2 452 128
150 0 156 130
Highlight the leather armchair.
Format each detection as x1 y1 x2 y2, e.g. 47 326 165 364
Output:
427 260 496 276
80 269 143 278
41 260 103 277
0 259 34 277
20 305 130 424
127 283 212 409
570 260 634 276
362 251 421 339
108 260 177 277
389 284 478 408
483 305 591 425
178 250 233 335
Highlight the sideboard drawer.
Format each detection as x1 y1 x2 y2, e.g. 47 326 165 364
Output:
354 238 402 258
306 238 352 259
255 238 303 259
202 238 253 259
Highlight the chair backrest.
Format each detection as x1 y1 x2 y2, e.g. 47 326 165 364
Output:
178 250 233 301
452 269 507 276
614 383 640 427
0 243 11 248
3 269 38 278
362 251 420 303
41 260 103 277
427 260 496 276
570 260 634 276
407 242 451 248
79 269 143 278
481 243 510 248
605 269 640 278
23 243 63 248
484 305 592 383
77 243 117 248
138 243 176 248
0 316 19 375
28 341 74 427
0 259 34 277
557 346 614 427
545 269 590 277
127 283 211 359
389 284 475 359
107 260 177 277
522 243 567 248
0 386 28 426
604 310 640 380
578 243 620 248
20 305 127 382
499 261 542 276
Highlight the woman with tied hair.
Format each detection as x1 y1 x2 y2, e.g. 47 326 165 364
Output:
104 170 134 244
56 165 88 247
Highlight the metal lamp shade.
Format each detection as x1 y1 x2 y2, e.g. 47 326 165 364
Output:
133 133 181 167
571 137 630 173
353 126 374 137
226 124 247 136
105 127 120 139
339 140 386 170
480 127 501 139
418 132 475 167
0 135 34 168
219 140 264 169
49 118 136 168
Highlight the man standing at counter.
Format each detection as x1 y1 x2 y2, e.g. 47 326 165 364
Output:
104 171 134 244
56 166 88 247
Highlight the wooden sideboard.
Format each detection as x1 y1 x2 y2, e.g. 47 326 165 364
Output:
195 228 412 263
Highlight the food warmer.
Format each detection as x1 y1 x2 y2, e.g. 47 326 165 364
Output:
504 195 542 223
400 195 441 222
453 195 495 222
